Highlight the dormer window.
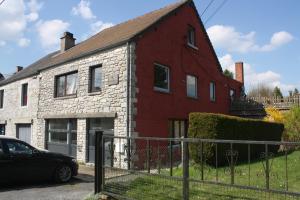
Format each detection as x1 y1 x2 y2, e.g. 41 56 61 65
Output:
187 25 196 47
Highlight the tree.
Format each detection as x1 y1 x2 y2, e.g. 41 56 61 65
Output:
289 90 293 97
223 69 233 79
284 106 300 141
247 84 273 98
294 88 299 96
273 86 283 98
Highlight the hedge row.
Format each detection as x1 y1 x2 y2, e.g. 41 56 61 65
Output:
188 113 284 166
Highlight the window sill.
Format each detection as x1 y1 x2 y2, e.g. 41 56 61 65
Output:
54 94 77 100
187 96 198 100
88 91 102 96
154 87 171 94
187 43 198 50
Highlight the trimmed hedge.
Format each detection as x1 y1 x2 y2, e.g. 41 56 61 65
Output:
188 113 284 166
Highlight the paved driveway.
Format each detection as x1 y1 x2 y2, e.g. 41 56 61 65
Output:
0 168 95 200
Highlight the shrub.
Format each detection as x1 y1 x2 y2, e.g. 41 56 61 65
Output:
284 106 300 142
188 113 284 166
264 107 284 123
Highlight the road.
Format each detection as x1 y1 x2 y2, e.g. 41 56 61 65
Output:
0 173 94 200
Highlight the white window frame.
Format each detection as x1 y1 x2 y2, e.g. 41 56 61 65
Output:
154 63 170 93
186 75 197 98
210 82 216 102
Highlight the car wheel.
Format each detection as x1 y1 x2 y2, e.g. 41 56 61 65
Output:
55 164 72 183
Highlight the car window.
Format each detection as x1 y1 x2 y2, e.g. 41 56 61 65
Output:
6 140 33 155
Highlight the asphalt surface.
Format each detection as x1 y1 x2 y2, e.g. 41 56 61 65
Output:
0 174 94 200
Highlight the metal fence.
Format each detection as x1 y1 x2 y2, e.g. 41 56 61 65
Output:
94 132 300 200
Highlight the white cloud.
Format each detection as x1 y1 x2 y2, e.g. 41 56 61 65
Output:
18 37 31 47
219 54 296 95
0 0 42 47
37 20 70 50
207 25 293 53
90 20 114 34
26 0 43 22
72 0 96 20
0 41 6 47
260 31 294 51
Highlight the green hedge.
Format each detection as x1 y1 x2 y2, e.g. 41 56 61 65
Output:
188 113 284 166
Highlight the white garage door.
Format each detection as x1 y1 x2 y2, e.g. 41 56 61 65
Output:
17 124 32 144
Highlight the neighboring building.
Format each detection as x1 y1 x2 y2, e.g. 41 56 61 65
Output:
0 0 244 163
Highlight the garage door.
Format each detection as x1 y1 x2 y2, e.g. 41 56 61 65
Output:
17 124 32 144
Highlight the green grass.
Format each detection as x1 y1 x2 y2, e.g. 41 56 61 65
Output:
104 150 300 200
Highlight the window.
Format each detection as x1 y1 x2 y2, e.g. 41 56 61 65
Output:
5 140 33 155
230 89 236 101
0 124 5 135
187 75 197 98
48 119 77 144
0 90 3 108
90 65 102 92
154 63 170 92
55 72 78 97
187 26 196 47
21 83 28 106
169 120 186 144
210 82 216 102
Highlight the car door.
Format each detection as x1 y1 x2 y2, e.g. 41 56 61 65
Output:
3 139 56 182
0 139 14 183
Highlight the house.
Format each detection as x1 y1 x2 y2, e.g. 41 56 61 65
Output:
0 0 244 164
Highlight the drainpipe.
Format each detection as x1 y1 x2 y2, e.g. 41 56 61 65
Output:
126 42 132 169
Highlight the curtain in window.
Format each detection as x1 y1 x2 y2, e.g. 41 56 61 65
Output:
66 73 78 95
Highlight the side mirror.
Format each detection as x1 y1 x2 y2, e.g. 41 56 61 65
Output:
32 149 40 154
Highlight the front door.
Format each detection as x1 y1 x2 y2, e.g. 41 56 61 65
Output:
88 118 114 164
17 124 32 144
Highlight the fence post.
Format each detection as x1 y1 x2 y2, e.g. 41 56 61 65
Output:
169 139 173 176
265 144 270 190
95 131 104 194
182 139 189 200
147 139 150 173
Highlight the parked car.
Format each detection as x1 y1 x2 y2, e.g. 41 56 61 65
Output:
0 136 78 184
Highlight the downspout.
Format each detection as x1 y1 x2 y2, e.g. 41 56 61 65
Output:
126 42 132 169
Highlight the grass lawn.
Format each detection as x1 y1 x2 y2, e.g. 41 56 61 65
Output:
104 150 300 200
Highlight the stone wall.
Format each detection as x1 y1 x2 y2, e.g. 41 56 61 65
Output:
0 75 39 146
37 44 135 162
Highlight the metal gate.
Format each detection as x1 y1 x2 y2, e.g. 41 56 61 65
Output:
17 124 31 144
94 134 300 200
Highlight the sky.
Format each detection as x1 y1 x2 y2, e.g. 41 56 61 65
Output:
0 0 299 95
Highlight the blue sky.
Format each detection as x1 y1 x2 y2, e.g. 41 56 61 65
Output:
0 0 299 94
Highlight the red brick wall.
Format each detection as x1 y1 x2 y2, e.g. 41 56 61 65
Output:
134 3 243 138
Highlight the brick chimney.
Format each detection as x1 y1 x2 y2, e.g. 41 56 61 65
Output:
16 66 23 72
60 32 76 53
235 62 244 84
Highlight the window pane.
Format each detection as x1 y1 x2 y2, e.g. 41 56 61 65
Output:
89 118 114 131
49 119 68 130
6 141 33 155
154 64 169 91
210 82 215 101
21 83 28 106
187 75 197 97
56 76 65 97
174 121 180 138
92 66 102 91
188 27 195 45
66 73 78 95
181 121 185 137
0 125 5 135
49 131 67 143
0 90 4 108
